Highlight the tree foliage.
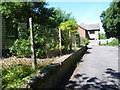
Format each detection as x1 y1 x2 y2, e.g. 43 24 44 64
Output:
99 32 107 39
49 8 72 28
1 2 77 57
0 2 55 26
9 24 59 58
59 18 78 50
100 2 120 39
59 18 78 32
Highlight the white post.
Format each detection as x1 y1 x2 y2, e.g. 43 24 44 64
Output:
29 17 36 69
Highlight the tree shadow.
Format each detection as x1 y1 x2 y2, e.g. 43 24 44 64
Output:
87 47 92 49
61 68 120 89
105 68 120 79
85 51 91 54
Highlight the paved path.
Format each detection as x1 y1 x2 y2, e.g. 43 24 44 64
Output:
62 46 119 89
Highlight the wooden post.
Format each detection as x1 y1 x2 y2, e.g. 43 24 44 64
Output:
59 28 62 55
29 17 36 69
0 13 2 58
74 33 76 48
79 35 81 46
69 31 72 51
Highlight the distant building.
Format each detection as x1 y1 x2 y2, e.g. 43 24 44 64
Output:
78 23 100 40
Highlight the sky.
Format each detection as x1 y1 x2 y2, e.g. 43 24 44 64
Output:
47 1 112 32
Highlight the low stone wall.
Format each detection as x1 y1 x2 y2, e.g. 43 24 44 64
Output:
18 46 87 89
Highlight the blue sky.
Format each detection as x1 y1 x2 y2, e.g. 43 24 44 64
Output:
48 2 112 24
47 1 112 32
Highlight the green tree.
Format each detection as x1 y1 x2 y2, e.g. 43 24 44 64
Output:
49 8 71 28
2 2 75 57
100 2 120 40
99 32 107 39
0 2 56 27
59 18 78 50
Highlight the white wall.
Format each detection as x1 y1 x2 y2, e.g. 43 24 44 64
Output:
88 31 99 40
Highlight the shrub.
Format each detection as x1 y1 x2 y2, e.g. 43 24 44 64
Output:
2 64 35 88
9 39 31 56
99 32 107 39
9 24 59 58
80 37 90 46
107 39 119 46
99 39 119 46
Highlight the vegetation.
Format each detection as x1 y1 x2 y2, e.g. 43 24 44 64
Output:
80 37 90 46
2 62 47 88
2 64 34 88
59 18 78 50
1 2 79 58
9 25 59 58
100 2 120 40
99 39 119 46
99 32 107 39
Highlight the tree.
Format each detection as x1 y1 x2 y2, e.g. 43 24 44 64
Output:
1 2 78 57
49 8 71 28
0 2 55 27
100 2 120 40
99 32 107 39
59 18 78 51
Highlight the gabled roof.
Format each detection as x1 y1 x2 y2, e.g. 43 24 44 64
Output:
79 23 100 31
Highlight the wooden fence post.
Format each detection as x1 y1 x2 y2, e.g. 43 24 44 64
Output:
74 33 76 48
0 13 2 58
59 28 62 55
69 31 72 51
29 17 36 69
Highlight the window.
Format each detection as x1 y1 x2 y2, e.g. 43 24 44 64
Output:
89 31 95 34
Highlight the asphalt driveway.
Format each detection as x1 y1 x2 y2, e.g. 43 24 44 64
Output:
63 46 119 89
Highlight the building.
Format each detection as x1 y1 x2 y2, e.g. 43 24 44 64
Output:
78 23 100 40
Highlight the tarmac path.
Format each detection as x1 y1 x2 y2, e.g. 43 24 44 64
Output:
62 46 120 89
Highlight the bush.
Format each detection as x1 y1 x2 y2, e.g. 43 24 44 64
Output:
107 39 119 46
9 39 31 56
99 39 119 46
2 64 35 88
9 24 59 58
99 32 107 39
80 37 90 46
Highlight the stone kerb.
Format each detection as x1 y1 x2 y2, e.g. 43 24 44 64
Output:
17 46 87 89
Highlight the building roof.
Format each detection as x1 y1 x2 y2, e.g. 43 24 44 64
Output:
79 23 100 31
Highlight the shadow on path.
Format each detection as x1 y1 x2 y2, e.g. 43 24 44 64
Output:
85 51 91 54
60 68 120 90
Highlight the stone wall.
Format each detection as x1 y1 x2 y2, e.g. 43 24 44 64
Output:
18 46 87 89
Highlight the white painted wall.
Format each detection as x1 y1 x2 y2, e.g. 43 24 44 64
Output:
88 31 99 40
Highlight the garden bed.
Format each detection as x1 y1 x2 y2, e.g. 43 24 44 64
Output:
1 54 71 88
1 56 59 69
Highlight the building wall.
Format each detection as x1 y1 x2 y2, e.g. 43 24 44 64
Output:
88 30 99 40
77 27 86 38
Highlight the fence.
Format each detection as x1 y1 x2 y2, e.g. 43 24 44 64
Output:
1 19 82 69
88 38 115 46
